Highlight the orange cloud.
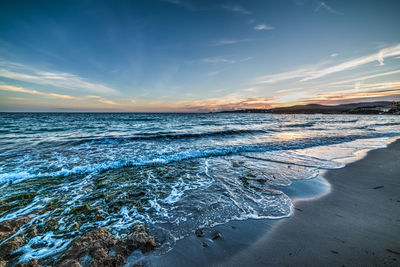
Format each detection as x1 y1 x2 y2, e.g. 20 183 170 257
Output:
98 99 117 105
0 84 80 100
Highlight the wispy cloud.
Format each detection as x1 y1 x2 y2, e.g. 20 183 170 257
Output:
253 24 274 31
98 99 117 105
301 44 400 81
256 44 400 83
315 1 344 16
221 4 252 15
202 57 236 64
256 65 321 84
0 60 117 94
331 70 400 85
330 53 339 57
176 94 274 111
0 84 80 100
201 56 253 65
7 97 25 101
209 38 252 46
0 84 121 107
308 88 400 103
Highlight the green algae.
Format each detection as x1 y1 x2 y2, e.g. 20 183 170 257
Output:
0 192 36 213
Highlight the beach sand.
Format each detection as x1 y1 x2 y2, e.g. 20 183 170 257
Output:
223 139 400 266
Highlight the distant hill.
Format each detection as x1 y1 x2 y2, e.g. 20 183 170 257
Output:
218 101 400 114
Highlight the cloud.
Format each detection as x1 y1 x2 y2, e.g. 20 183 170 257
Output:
131 99 137 104
256 44 400 83
202 57 236 64
0 84 80 100
0 59 117 94
308 88 400 103
176 95 274 111
330 53 339 57
8 97 25 101
98 99 117 105
0 84 122 107
253 24 274 31
315 1 344 16
221 4 252 15
209 38 252 46
241 87 259 92
256 65 321 84
206 69 224 76
301 44 400 81
331 70 400 85
349 81 400 91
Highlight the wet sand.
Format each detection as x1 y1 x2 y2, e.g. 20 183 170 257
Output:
224 139 400 266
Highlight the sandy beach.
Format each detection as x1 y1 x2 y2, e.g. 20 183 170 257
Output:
224 139 400 266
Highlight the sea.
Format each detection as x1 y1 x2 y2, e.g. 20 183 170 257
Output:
0 112 399 263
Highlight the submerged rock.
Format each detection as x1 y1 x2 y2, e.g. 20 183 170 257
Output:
16 259 41 267
195 229 204 237
0 216 33 260
212 232 221 240
0 216 31 242
56 227 156 267
0 236 24 258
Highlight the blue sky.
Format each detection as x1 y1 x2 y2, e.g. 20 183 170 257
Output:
0 0 399 111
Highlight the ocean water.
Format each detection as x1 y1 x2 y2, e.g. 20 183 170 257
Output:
0 113 399 263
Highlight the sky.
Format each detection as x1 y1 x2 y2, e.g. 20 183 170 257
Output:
0 0 399 112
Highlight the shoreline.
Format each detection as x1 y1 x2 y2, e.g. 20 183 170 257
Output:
129 139 399 267
223 138 400 266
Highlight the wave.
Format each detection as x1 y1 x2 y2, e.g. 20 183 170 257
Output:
38 129 268 146
284 122 315 128
119 117 159 122
372 122 400 127
2 132 399 185
329 119 359 123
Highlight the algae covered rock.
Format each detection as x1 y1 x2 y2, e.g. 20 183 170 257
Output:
56 227 156 267
0 216 31 243
16 259 42 267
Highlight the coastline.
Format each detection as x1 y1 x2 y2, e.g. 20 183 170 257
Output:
223 139 400 266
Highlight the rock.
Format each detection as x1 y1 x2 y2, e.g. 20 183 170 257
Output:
57 259 81 267
0 236 24 258
202 242 208 247
115 231 156 254
16 259 42 267
195 229 204 237
0 216 32 242
212 232 221 240
386 248 400 255
0 260 7 267
56 227 156 267
373 185 384 189
90 254 125 267
56 228 115 266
